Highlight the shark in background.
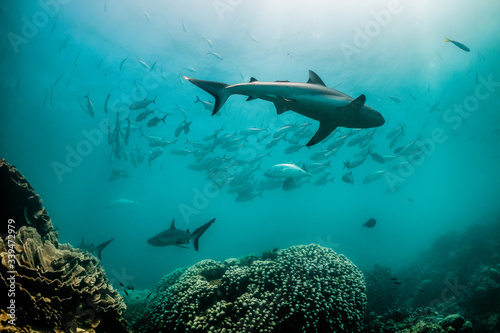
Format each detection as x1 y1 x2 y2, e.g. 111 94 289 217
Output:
184 70 385 146
147 218 216 251
79 237 115 260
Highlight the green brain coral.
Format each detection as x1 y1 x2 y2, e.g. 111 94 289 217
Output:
134 244 366 333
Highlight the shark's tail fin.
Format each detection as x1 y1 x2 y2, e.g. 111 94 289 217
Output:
191 218 215 251
184 77 229 115
95 238 115 260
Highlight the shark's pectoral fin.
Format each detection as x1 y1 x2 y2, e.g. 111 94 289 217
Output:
306 122 338 146
175 244 189 249
273 101 288 115
273 97 295 115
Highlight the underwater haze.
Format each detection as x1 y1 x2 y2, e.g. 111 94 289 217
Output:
1 0 500 292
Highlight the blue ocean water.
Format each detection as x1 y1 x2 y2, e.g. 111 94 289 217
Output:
1 0 499 294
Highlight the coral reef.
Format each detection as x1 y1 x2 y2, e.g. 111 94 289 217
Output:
121 289 153 328
0 159 58 244
459 264 500 332
0 159 129 332
363 308 473 333
363 220 500 333
134 244 367 333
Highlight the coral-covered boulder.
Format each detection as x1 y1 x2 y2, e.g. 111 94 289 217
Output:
135 244 367 333
0 159 129 332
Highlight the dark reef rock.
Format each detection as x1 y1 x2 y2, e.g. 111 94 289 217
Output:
363 308 473 333
459 264 500 332
133 244 367 333
0 159 58 244
0 159 130 333
363 219 500 333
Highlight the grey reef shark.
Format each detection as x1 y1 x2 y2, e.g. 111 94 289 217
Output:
184 70 385 146
147 218 215 251
79 237 115 260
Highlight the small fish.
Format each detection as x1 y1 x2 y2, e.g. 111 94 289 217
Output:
370 152 385 164
388 96 401 103
59 33 71 53
194 96 214 111
408 90 417 101
390 277 398 281
130 96 156 110
150 60 157 72
139 60 150 70
171 148 194 156
247 30 259 43
147 114 168 127
204 36 213 48
207 51 223 60
104 92 111 114
119 57 128 71
146 293 152 299
54 74 63 87
444 37 470 52
50 19 57 33
143 10 151 22
84 92 95 117
363 218 376 228
124 290 129 297
363 170 386 184
97 54 107 69
394 281 402 285
175 120 192 137
104 65 112 77
136 109 154 122
106 199 140 209
181 19 187 32
124 117 131 145
120 282 125 287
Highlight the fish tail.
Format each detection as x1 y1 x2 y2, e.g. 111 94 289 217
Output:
184 76 230 115
95 238 114 260
191 218 215 251
444 37 451 42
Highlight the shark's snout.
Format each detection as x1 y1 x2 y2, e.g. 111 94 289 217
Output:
375 112 385 126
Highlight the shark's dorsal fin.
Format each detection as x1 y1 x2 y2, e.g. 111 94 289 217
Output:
249 77 258 82
169 218 176 229
348 94 366 111
307 70 326 86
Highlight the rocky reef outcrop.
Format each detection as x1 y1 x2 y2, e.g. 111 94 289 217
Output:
0 159 129 332
133 244 367 333
363 219 500 333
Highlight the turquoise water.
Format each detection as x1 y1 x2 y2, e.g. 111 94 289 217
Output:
1 0 499 292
